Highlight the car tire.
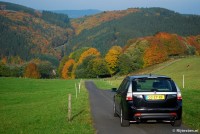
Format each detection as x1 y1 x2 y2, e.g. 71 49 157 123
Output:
120 109 130 127
171 119 182 127
113 102 118 117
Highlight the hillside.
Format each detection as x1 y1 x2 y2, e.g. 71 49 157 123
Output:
54 32 200 79
131 57 200 88
71 8 139 35
117 32 200 74
52 9 102 18
1 2 200 60
1 2 200 79
67 8 200 55
0 1 72 65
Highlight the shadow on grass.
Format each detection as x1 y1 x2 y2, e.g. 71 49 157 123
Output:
71 110 85 121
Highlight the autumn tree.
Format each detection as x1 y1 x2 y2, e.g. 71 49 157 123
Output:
75 56 109 78
76 56 97 78
118 54 132 75
58 56 68 78
1 57 7 64
72 48 100 78
118 40 149 74
143 40 168 67
69 47 89 62
91 57 110 77
62 59 75 79
155 32 187 56
24 62 40 79
77 48 100 65
9 56 23 65
186 36 200 54
105 46 122 75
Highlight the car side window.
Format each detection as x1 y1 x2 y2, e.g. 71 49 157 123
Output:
117 79 127 93
118 79 130 93
123 80 130 92
124 81 130 91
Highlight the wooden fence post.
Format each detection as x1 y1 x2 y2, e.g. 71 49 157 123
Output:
68 94 71 122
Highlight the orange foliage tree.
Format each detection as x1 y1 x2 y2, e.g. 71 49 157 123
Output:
62 59 75 79
155 32 187 56
186 36 200 54
105 46 122 75
1 57 7 64
24 62 40 79
143 39 168 67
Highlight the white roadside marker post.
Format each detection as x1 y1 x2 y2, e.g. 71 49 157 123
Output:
75 83 77 99
183 75 185 89
79 82 81 93
68 94 71 122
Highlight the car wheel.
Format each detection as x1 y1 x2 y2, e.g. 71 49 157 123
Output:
113 102 118 117
171 119 182 127
120 109 130 127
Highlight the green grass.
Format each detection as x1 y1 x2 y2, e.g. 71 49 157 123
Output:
93 79 120 90
153 57 200 130
94 56 200 130
0 78 94 134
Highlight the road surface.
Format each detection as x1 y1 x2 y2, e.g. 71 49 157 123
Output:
85 81 198 134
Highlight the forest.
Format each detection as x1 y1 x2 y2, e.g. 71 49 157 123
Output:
67 8 200 55
57 32 200 79
0 2 200 78
0 1 72 62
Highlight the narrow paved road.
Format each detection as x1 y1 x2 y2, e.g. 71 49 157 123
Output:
85 81 198 134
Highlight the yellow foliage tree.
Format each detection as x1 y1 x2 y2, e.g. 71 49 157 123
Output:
105 46 122 75
62 59 75 79
77 48 100 64
72 48 100 78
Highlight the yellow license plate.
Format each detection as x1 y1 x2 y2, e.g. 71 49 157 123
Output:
146 95 165 100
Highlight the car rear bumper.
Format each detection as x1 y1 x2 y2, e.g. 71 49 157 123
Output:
127 106 182 121
134 113 177 120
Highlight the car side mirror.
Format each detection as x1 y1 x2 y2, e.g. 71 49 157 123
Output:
112 88 117 92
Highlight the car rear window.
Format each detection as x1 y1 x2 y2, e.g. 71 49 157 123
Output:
132 78 177 92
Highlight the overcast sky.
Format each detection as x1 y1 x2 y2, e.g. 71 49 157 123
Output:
1 0 200 15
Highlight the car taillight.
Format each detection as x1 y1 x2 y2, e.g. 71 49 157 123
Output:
126 92 133 101
170 112 177 116
177 92 182 100
134 113 141 117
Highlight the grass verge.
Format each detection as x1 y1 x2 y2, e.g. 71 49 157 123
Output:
0 78 94 134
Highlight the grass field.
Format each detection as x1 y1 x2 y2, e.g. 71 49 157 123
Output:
94 56 200 130
0 78 94 134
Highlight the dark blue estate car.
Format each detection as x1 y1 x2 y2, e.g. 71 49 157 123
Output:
113 74 182 127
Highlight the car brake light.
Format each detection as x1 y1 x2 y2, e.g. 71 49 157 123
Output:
177 92 182 100
134 113 141 117
170 112 177 116
126 92 133 101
